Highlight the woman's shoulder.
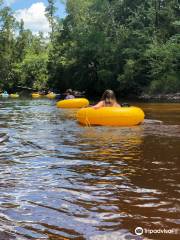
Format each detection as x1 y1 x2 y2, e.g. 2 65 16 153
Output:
98 100 104 104
93 100 104 109
114 102 121 107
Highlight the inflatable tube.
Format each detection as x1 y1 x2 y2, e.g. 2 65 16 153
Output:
46 93 56 99
57 98 89 109
10 93 19 98
32 93 41 98
77 106 145 126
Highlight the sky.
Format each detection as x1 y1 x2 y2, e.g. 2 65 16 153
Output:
4 0 67 35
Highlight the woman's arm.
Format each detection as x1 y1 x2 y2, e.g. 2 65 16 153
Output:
92 101 104 109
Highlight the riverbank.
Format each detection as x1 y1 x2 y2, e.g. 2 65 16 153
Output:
139 93 180 102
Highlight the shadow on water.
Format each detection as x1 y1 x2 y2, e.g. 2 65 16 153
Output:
0 99 179 239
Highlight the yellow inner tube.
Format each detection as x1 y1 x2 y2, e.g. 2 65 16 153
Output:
10 93 19 98
32 93 41 98
77 106 145 126
57 98 89 109
46 93 56 99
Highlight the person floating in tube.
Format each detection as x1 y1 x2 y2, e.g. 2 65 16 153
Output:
93 90 121 109
65 89 75 99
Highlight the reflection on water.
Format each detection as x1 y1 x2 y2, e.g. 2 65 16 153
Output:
0 99 179 240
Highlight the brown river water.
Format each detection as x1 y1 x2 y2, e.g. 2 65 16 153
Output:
0 99 179 240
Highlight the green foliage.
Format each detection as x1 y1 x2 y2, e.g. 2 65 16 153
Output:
12 52 48 90
0 5 16 89
144 34 180 93
46 0 179 95
0 0 179 95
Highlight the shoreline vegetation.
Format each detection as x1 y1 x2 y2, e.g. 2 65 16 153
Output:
139 92 180 101
0 0 179 97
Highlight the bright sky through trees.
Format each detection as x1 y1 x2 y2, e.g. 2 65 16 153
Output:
4 0 66 34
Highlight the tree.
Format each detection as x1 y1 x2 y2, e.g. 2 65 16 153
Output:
45 0 57 40
0 4 16 89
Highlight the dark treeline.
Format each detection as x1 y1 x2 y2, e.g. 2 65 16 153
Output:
0 0 179 96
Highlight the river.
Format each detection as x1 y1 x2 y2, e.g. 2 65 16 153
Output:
0 98 179 240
